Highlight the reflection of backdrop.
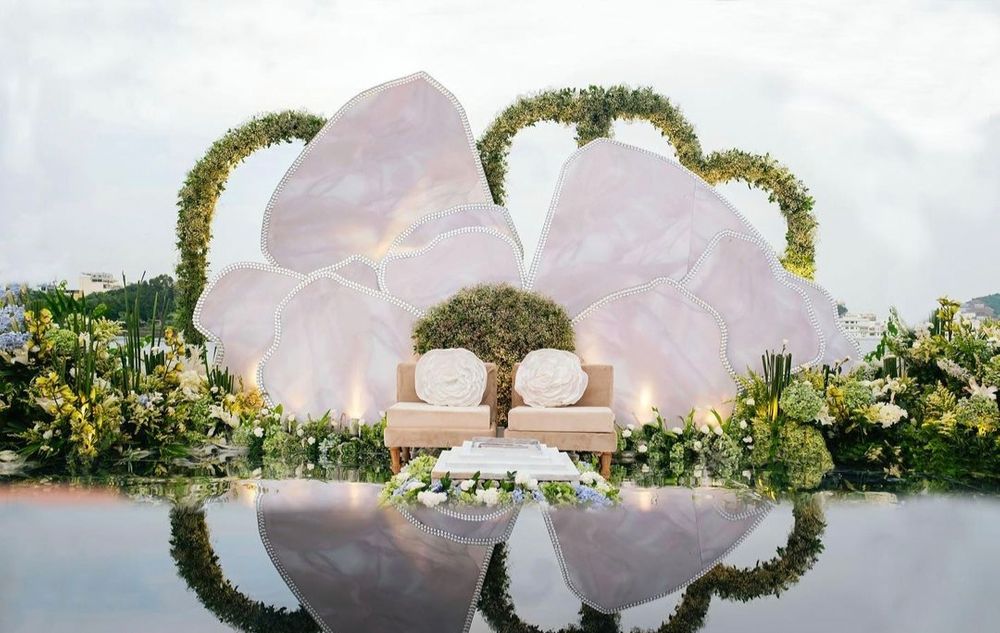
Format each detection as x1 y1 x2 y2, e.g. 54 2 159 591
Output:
168 490 824 633
184 74 857 425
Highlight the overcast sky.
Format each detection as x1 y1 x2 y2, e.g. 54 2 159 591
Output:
1 0 998 321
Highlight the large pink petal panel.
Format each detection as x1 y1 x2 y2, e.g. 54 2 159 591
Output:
194 264 305 390
259 275 419 421
682 232 823 373
528 139 754 318
380 228 525 312
787 275 861 369
573 279 738 425
262 72 493 273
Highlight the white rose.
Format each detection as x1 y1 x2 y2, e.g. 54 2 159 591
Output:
621 429 632 438
306 462 315 470
253 426 264 438
670 426 684 434
296 427 305 437
514 349 589 407
739 420 748 430
699 424 711 435
460 479 476 491
626 424 636 431
415 348 487 407
404 480 425 492
514 472 539 489
693 440 703 451
417 491 448 508
745 398 755 406
875 403 908 428
742 470 752 479
713 425 723 436
743 436 754 444
637 444 648 453
307 436 316 445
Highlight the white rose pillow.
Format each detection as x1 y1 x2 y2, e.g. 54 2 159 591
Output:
415 348 487 407
515 349 589 408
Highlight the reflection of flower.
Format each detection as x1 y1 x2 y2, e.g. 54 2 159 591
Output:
417 490 447 507
475 487 501 507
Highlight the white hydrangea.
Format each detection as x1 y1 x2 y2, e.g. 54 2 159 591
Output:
875 402 908 428
579 471 603 485
475 487 501 507
514 471 539 489
417 490 448 508
459 479 476 491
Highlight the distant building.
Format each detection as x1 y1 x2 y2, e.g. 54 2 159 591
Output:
839 312 886 355
961 299 996 328
77 272 122 297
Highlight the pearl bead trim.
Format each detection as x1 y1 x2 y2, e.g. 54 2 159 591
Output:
572 276 740 382
256 491 338 633
542 493 772 614
383 202 523 259
378 226 527 299
788 274 862 360
397 504 521 545
256 269 422 410
526 137 790 291
681 229 827 370
192 262 307 375
259 71 494 270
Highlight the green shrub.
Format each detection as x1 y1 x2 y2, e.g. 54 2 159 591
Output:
412 284 575 423
779 381 824 422
775 423 834 489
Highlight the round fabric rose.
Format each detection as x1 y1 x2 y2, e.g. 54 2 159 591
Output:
515 349 588 408
415 348 487 407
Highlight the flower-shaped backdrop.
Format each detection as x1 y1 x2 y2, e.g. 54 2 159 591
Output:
195 72 858 424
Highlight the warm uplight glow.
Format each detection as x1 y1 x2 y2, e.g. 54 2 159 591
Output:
635 490 657 512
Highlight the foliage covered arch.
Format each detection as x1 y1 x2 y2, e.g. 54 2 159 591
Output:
174 88 817 340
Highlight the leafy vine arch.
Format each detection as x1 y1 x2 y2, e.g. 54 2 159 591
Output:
174 87 817 341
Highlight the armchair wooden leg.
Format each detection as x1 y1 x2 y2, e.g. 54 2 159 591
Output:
599 452 612 478
401 447 411 465
390 447 402 474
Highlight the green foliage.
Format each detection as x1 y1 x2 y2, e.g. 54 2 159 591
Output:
170 505 320 633
773 423 834 490
412 284 575 424
174 111 326 341
779 380 824 422
82 275 175 323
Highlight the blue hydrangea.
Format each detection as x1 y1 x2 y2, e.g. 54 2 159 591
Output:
0 305 25 332
0 331 29 352
533 490 545 502
431 482 445 493
572 483 613 507
512 489 524 504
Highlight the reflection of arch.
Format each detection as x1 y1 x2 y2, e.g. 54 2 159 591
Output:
168 505 319 633
478 495 825 633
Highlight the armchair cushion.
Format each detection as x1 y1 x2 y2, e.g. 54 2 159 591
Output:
386 402 492 430
507 406 615 433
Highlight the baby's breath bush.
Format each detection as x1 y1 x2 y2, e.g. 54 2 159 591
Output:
779 381 824 422
412 284 575 424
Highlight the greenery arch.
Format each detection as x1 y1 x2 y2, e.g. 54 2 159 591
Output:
174 88 817 340
169 495 824 633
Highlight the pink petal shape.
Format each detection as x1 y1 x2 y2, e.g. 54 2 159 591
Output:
386 203 521 256
573 279 737 424
380 228 525 312
262 72 492 273
788 275 861 369
259 274 420 421
194 264 305 390
682 231 823 373
544 487 770 612
528 139 756 318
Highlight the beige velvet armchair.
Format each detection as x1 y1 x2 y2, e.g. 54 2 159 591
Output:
383 361 498 473
505 363 617 477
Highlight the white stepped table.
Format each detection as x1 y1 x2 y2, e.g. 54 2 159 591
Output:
432 438 580 481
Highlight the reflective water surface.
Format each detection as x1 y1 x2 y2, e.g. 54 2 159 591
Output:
2 477 999 633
